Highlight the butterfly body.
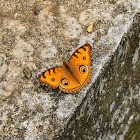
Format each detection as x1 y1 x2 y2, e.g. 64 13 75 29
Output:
40 44 92 93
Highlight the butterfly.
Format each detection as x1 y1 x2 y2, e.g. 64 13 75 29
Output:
40 44 92 93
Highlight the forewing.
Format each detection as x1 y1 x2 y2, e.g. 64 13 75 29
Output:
40 67 63 88
69 44 92 65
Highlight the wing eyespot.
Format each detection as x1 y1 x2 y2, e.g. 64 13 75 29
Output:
51 78 55 81
79 65 86 74
83 56 86 60
61 79 69 86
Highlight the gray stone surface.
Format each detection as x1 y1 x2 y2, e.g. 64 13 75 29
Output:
60 13 140 140
0 0 139 140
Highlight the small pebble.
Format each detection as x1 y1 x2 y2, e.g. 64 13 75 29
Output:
23 67 32 79
87 24 94 33
35 8 40 15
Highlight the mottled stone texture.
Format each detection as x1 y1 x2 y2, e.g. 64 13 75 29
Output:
59 13 140 140
0 0 139 139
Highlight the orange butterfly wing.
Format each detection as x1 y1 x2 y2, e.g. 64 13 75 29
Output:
69 64 91 88
58 44 92 93
39 44 92 93
59 67 81 93
40 66 81 93
40 67 63 88
69 44 92 88
69 44 92 65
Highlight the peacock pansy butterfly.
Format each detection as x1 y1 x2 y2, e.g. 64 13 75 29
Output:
40 44 92 93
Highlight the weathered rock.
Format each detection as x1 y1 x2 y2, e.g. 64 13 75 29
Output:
59 13 140 140
0 0 139 140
